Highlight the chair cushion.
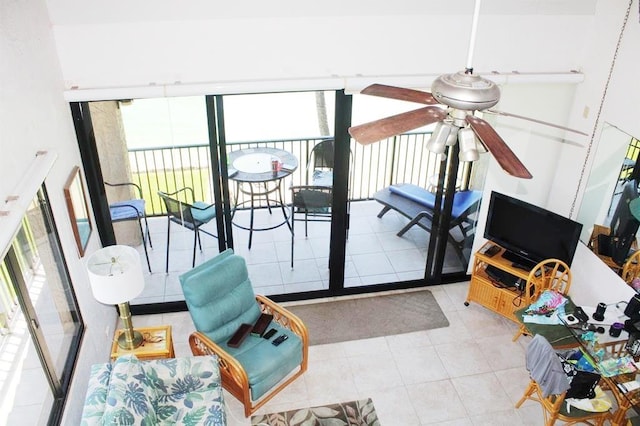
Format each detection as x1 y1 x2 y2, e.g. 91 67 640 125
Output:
180 250 262 343
312 170 333 187
217 324 303 401
142 356 226 424
180 250 304 401
101 355 157 425
293 189 331 213
191 201 216 224
109 199 145 221
388 184 481 218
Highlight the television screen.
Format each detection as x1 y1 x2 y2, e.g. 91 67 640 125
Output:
484 191 583 267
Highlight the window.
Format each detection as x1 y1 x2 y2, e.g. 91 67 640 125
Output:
0 187 84 425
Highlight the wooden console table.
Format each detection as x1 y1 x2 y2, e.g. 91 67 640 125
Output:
465 242 535 322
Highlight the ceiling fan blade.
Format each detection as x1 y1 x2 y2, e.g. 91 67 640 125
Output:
349 106 446 145
466 115 533 179
361 84 439 105
486 109 588 136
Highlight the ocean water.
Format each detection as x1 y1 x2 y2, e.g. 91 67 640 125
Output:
120 91 430 149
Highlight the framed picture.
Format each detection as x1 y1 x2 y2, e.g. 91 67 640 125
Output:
64 166 92 256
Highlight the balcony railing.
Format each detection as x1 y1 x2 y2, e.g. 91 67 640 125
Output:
127 133 470 216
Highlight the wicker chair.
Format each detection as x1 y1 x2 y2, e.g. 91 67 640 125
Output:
180 249 308 417
621 249 640 286
512 258 572 342
516 335 612 426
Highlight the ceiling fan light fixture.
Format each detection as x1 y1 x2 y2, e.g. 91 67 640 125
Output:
445 126 458 146
458 128 480 162
426 122 453 154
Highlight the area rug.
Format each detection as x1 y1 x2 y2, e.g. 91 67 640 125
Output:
251 398 380 426
286 289 449 345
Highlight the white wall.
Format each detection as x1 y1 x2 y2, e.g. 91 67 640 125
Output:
0 1 117 424
551 0 640 215
53 5 592 90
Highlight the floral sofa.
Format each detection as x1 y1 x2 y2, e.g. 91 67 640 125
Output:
81 354 226 425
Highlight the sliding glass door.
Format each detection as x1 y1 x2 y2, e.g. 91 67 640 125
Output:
217 91 339 295
348 90 481 285
72 87 481 311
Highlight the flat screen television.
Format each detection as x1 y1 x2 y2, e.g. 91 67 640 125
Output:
484 191 583 267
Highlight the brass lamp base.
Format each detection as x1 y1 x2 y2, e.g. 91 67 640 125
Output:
117 329 144 350
117 301 144 350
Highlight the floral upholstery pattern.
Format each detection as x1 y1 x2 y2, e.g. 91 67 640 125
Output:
81 355 226 425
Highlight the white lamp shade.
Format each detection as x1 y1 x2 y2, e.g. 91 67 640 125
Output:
87 245 145 305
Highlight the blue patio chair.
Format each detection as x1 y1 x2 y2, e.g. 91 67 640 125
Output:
105 181 152 272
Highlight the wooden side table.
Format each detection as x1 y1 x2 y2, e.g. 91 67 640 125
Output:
110 325 175 361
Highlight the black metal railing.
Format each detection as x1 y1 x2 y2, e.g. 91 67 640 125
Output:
127 133 470 216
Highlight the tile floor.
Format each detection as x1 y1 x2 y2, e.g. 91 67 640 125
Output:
131 200 467 305
134 281 559 425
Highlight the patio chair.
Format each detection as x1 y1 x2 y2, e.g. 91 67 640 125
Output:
373 183 482 265
621 249 640 286
290 185 332 267
305 138 335 187
290 138 352 267
157 187 217 272
104 181 152 272
180 249 308 417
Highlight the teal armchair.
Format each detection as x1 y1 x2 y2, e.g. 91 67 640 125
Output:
180 249 309 417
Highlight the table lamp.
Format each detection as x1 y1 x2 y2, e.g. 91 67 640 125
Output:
87 245 145 350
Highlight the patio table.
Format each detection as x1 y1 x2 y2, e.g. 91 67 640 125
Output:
227 147 298 249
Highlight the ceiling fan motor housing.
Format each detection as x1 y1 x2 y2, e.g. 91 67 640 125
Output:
431 71 500 111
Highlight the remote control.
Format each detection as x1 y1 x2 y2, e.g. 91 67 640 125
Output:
484 245 500 257
263 328 277 339
227 323 252 348
251 313 273 337
272 335 288 346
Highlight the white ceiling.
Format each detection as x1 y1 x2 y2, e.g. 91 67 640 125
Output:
45 0 598 25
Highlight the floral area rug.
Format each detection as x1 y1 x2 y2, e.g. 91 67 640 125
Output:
251 398 380 426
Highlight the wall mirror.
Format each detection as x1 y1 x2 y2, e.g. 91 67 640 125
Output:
64 166 92 256
576 123 639 263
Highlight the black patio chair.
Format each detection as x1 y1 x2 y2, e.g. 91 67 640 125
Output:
158 187 217 272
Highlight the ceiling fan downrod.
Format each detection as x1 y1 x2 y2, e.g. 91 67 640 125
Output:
465 0 482 73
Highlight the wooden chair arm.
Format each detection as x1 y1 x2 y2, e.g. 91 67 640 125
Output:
256 295 309 352
188 331 250 396
189 297 309 417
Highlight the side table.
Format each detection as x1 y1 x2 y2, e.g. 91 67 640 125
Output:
110 325 175 361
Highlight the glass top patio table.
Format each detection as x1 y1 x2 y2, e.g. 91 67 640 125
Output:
227 147 298 183
226 147 299 249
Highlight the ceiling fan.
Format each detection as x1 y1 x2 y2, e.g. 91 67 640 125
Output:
348 0 587 180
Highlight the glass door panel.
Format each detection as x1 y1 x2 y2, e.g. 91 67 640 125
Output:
1 188 83 425
349 90 481 286
112 97 222 304
221 91 336 296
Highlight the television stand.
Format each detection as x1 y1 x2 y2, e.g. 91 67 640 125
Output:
464 242 536 322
